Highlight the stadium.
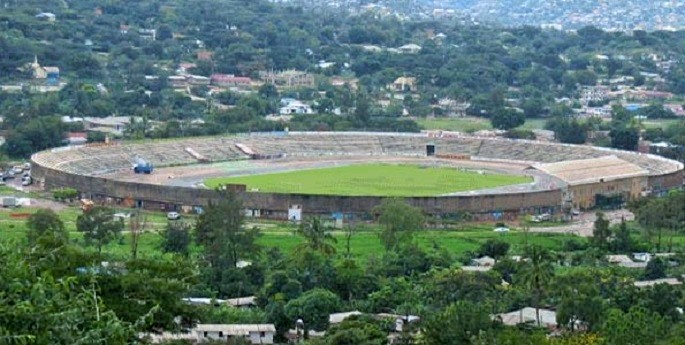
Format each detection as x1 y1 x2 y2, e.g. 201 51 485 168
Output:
31 132 683 222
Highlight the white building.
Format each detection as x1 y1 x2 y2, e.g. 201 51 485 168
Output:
194 324 275 344
141 324 275 344
279 101 314 115
496 307 558 328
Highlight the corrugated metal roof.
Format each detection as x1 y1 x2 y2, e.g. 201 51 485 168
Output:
534 155 649 185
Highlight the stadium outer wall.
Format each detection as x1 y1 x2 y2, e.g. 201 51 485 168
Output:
30 132 684 221
33 163 563 221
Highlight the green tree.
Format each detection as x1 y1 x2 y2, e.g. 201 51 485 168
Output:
602 307 668 345
258 83 279 99
423 268 499 309
477 239 510 259
490 107 525 130
76 206 123 254
26 208 67 248
0 243 142 344
423 301 492 345
518 245 554 327
195 190 260 268
284 288 341 332
297 217 337 256
98 257 198 331
334 259 375 302
554 270 606 331
592 212 610 250
546 117 587 144
324 315 387 345
612 218 633 253
374 198 424 252
642 257 667 280
157 24 173 41
161 221 192 257
609 127 639 151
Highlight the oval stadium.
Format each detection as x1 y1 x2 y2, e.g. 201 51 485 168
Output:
31 132 684 222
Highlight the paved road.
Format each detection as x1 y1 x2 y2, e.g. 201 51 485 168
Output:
529 209 635 237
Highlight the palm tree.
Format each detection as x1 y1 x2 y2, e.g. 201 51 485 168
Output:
296 217 337 256
518 245 554 327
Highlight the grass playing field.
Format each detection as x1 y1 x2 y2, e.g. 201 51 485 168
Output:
204 163 532 196
416 117 548 132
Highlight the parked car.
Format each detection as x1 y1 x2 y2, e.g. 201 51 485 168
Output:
113 212 132 222
167 212 181 220
532 213 551 222
494 226 510 232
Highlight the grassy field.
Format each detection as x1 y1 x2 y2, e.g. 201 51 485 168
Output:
417 117 493 132
205 163 531 196
0 211 581 261
8 203 685 263
417 117 548 132
641 118 682 129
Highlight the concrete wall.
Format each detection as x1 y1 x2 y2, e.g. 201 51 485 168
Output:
648 169 684 194
32 163 563 218
568 176 649 210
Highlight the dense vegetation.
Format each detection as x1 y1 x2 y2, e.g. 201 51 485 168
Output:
1 0 685 157
2 189 684 344
1 1 685 343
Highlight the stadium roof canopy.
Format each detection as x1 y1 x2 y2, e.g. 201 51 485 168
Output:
533 155 649 185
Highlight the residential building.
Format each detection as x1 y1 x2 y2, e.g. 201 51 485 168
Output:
187 75 210 85
141 324 276 344
168 76 188 88
279 101 313 115
397 44 422 54
66 132 88 146
177 63 197 74
35 12 56 22
27 56 60 85
390 77 417 93
471 256 496 267
329 311 363 326
634 278 682 288
496 307 558 328
210 74 252 89
194 324 275 344
197 50 214 61
138 29 156 40
260 70 315 88
226 296 256 308
83 116 139 136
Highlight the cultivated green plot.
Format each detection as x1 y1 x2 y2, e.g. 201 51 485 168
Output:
205 163 532 196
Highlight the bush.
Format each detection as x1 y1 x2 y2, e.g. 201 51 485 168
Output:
52 188 78 201
643 258 667 280
504 129 536 140
477 239 510 259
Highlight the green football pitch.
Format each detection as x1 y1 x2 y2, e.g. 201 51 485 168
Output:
204 163 531 196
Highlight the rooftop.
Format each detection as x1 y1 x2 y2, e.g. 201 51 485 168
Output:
633 278 682 288
534 155 649 185
194 324 276 334
329 311 363 324
496 307 557 328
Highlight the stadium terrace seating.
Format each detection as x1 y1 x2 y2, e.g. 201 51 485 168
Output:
31 133 682 177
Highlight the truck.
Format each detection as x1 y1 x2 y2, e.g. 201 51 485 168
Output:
133 158 153 174
2 197 17 208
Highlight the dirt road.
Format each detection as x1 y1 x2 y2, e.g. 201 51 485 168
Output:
529 209 635 237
